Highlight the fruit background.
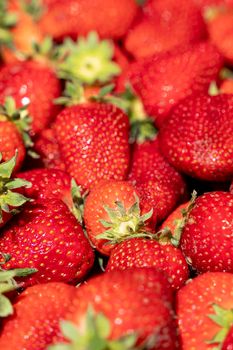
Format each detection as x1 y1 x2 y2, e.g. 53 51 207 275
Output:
0 0 233 349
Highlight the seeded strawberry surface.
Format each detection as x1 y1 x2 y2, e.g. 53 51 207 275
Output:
106 238 189 289
158 94 233 181
180 191 233 273
65 268 179 349
177 272 233 350
53 103 130 190
0 198 94 285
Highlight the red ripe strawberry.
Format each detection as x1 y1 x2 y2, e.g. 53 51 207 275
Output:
17 168 72 205
0 61 62 135
207 10 233 65
39 0 138 41
129 138 187 222
177 272 233 349
158 94 233 182
83 180 156 256
34 128 66 171
0 120 25 171
0 282 76 350
106 238 189 290
0 198 94 286
52 103 130 190
160 202 190 234
58 268 179 349
180 191 233 273
129 43 222 128
124 0 206 59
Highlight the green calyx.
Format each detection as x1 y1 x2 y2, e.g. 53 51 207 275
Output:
208 81 220 96
71 179 89 227
0 152 32 222
54 78 87 107
0 0 18 46
161 190 197 248
0 252 37 317
97 194 153 244
47 306 138 350
19 0 44 21
207 304 233 349
57 31 121 85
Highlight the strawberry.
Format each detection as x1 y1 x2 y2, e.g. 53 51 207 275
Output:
83 180 155 256
0 198 94 286
39 0 139 41
158 94 233 182
0 1 44 64
106 238 189 290
129 138 187 222
0 60 62 135
160 202 190 234
180 191 233 273
124 0 206 59
17 168 72 205
177 272 233 350
52 268 179 349
52 103 130 190
129 43 222 128
207 9 233 65
230 181 233 194
0 282 77 350
33 128 66 171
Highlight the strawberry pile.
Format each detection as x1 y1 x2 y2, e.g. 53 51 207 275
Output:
0 0 233 349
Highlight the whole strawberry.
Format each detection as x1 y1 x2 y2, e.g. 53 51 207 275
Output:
51 268 179 349
177 272 233 349
129 138 187 222
0 282 77 350
129 43 222 128
106 238 189 289
52 103 130 190
84 179 156 255
39 0 139 41
0 61 62 135
0 198 94 286
158 94 233 181
125 0 206 59
180 191 233 273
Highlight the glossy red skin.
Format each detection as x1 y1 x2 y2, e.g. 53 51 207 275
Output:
129 43 222 128
180 192 233 273
208 11 233 65
0 120 25 172
160 202 190 234
158 94 233 182
129 139 187 222
84 180 156 256
34 128 66 171
65 268 179 349
177 272 233 350
106 238 189 290
0 61 62 135
39 0 138 40
0 283 76 350
0 198 94 286
230 181 233 194
53 103 130 191
125 0 206 59
194 0 233 9
223 325 233 350
17 168 72 207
